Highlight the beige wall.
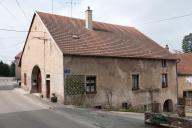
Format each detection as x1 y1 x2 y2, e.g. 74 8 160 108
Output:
178 75 192 97
15 58 21 80
64 55 177 111
21 14 64 101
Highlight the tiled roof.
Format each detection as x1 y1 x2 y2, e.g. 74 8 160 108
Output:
15 52 22 59
37 12 175 60
176 53 192 75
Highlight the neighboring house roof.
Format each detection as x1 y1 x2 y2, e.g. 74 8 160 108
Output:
176 53 192 75
15 52 22 59
36 11 175 60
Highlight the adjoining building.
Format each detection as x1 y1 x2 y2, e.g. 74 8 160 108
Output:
15 52 22 80
176 53 192 106
19 7 177 112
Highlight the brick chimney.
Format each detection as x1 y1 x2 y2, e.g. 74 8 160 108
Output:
85 6 93 30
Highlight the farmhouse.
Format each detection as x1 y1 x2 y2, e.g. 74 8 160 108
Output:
19 7 177 111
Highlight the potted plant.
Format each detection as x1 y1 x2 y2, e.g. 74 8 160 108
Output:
51 93 57 103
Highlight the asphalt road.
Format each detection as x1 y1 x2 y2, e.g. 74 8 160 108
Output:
0 78 156 128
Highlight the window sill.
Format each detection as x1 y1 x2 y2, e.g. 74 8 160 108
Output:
132 88 140 91
86 92 97 94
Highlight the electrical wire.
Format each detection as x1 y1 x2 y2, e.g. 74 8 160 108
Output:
0 36 25 39
141 12 192 25
0 28 44 33
0 28 28 32
0 0 24 24
15 0 30 22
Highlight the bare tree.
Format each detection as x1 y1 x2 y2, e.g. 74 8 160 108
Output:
104 87 113 109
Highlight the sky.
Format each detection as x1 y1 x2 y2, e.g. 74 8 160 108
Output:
0 0 192 63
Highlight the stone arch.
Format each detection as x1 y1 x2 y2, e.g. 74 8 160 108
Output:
31 65 42 93
163 99 173 112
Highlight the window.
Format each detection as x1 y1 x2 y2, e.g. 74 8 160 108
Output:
162 74 168 88
183 91 192 98
24 73 27 85
162 60 167 67
86 76 96 94
46 74 50 78
132 74 139 90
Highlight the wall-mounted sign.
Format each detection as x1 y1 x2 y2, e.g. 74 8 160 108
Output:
64 68 71 75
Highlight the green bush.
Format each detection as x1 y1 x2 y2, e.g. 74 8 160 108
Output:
150 114 168 125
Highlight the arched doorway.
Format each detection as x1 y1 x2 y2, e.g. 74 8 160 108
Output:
163 99 173 112
31 66 42 93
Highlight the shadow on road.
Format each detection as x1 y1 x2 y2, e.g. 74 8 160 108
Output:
0 109 98 128
0 84 20 91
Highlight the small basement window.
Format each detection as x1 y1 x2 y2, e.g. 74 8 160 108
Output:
46 74 50 78
162 74 168 88
86 76 96 94
132 74 139 90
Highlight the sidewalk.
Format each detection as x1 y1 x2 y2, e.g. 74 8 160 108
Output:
15 88 144 120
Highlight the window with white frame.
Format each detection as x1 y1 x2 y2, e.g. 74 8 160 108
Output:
86 76 96 94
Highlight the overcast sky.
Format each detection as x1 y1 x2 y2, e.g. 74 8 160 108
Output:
0 0 192 63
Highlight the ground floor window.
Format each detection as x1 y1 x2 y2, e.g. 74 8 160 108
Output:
86 76 96 94
183 91 192 98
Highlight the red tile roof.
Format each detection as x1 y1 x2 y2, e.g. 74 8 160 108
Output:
36 12 175 60
176 53 192 75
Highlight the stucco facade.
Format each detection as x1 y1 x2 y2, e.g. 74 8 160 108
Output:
21 14 64 101
64 55 177 111
20 11 177 112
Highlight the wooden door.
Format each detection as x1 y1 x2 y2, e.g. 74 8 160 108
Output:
37 70 42 93
46 80 50 98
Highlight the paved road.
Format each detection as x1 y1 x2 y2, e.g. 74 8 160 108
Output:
0 77 156 128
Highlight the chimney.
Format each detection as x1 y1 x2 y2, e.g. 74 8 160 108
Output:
165 44 169 51
85 6 93 30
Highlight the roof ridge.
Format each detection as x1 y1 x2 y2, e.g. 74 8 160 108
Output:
36 11 134 29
